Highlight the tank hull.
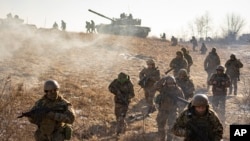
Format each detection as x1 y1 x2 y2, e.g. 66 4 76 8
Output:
96 24 150 38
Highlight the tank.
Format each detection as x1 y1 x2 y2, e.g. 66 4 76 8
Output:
88 9 151 38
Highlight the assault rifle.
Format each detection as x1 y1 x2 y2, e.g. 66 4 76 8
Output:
138 67 159 88
164 68 174 75
17 105 67 121
116 90 129 106
187 121 210 141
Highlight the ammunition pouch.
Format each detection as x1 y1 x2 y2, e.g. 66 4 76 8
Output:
64 124 73 140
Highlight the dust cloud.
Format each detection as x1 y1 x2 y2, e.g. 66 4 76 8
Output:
0 20 131 89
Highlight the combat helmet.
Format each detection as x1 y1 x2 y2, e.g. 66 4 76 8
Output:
118 72 129 83
176 51 183 57
181 47 187 53
191 94 209 107
178 69 188 78
216 65 225 71
44 80 60 91
146 59 155 65
211 47 216 53
165 76 176 85
230 54 236 59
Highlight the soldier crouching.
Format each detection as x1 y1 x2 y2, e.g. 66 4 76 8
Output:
108 72 135 135
28 80 75 141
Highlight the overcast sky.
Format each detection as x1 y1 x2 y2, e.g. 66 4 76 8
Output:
1 0 249 38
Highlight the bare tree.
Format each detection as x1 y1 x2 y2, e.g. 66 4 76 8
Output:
222 13 246 40
189 12 212 40
203 12 212 39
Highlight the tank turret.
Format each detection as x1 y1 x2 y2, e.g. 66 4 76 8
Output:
88 9 150 38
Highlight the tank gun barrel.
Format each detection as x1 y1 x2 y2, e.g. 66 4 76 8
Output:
88 9 114 22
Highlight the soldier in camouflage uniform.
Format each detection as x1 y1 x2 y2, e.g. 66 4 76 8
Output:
200 42 207 54
181 47 193 74
171 36 178 46
208 65 230 123
204 47 221 91
225 54 243 95
28 80 75 141
169 51 188 77
139 59 160 115
190 36 198 51
108 72 135 135
171 94 223 141
154 76 185 141
176 69 195 100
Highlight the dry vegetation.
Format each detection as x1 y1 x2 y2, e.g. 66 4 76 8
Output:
0 26 250 141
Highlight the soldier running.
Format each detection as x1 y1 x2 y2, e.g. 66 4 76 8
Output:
154 76 185 141
176 69 195 100
169 51 188 77
225 54 243 95
204 47 221 91
139 59 160 116
208 65 230 124
108 72 135 135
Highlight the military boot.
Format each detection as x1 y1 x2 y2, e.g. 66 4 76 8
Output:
229 87 232 95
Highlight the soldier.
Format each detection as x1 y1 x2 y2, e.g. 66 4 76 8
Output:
85 21 91 33
28 80 75 141
204 47 221 91
169 51 188 77
171 36 178 46
61 20 66 31
176 69 195 100
190 36 198 51
200 42 207 54
108 72 135 135
154 76 185 141
181 47 193 73
90 20 95 33
171 94 223 141
208 65 230 124
160 33 166 41
225 54 243 95
52 22 58 29
139 59 160 115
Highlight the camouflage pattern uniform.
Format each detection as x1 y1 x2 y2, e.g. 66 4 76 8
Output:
176 69 195 100
208 65 230 123
204 48 221 90
190 36 198 51
172 94 223 141
139 59 160 114
28 80 75 141
108 72 135 135
154 76 185 141
181 48 193 73
171 36 178 46
225 54 243 95
170 51 188 77
200 42 207 54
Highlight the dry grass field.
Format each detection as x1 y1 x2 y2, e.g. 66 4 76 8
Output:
0 26 250 141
